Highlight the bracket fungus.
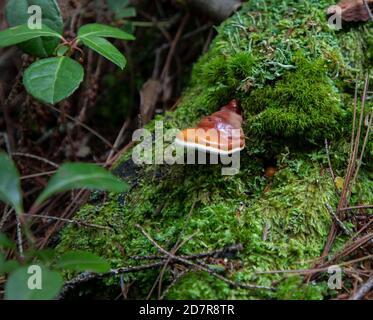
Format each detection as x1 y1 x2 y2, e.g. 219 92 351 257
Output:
327 0 373 22
175 99 245 155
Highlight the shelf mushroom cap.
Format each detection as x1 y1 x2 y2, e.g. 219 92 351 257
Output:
175 100 245 155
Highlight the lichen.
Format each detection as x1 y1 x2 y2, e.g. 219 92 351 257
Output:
57 0 373 299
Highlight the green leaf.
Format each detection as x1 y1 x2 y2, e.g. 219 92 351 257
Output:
0 24 62 48
25 249 57 265
36 163 128 205
0 259 21 275
55 251 110 273
5 0 64 57
107 0 137 19
56 44 69 56
0 232 15 249
107 0 129 11
117 7 137 19
23 56 84 105
5 265 63 300
81 36 127 69
0 153 23 215
107 0 136 18
78 23 135 41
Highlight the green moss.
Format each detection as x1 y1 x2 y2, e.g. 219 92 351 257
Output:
57 0 372 299
274 276 327 300
244 55 343 142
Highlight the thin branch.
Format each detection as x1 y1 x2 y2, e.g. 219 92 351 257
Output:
352 106 373 185
130 244 244 261
12 152 59 168
46 104 115 151
58 261 172 299
105 118 131 165
256 254 373 276
58 244 247 299
363 0 373 21
15 214 24 258
0 207 13 231
326 203 353 236
21 170 57 180
135 224 273 291
324 139 340 195
350 274 373 300
339 205 373 212
160 269 189 300
24 213 111 230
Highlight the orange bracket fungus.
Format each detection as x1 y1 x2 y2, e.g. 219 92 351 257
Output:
175 99 245 155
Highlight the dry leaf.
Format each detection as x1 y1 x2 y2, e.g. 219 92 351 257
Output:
139 78 161 125
334 176 345 190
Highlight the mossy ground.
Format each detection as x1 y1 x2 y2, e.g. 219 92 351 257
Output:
57 0 373 299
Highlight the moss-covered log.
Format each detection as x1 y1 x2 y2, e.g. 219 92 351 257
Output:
57 0 373 299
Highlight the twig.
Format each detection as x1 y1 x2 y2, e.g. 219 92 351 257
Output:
21 170 57 180
350 274 373 300
363 0 373 21
38 189 90 249
256 254 373 276
148 201 196 299
161 13 190 80
318 75 370 265
324 139 339 195
58 244 243 299
2 72 23 152
135 224 273 291
0 207 13 231
350 76 359 157
58 261 173 299
343 74 369 206
130 244 244 261
24 213 111 230
352 105 373 185
46 104 115 151
105 118 131 165
15 214 24 258
326 203 352 236
12 152 59 168
339 205 373 212
60 102 77 161
159 269 189 300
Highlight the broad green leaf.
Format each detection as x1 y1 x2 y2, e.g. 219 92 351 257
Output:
5 0 63 57
36 163 128 204
25 249 57 265
78 23 135 41
107 0 137 19
5 265 63 300
55 251 110 273
0 153 23 215
0 24 62 48
81 36 127 69
117 7 137 19
107 0 129 11
0 232 15 249
0 259 21 275
56 44 69 56
23 57 84 105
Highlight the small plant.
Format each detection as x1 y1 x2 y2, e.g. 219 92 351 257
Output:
0 152 128 299
0 0 135 105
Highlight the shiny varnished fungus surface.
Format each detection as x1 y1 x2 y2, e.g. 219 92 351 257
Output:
175 100 245 155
